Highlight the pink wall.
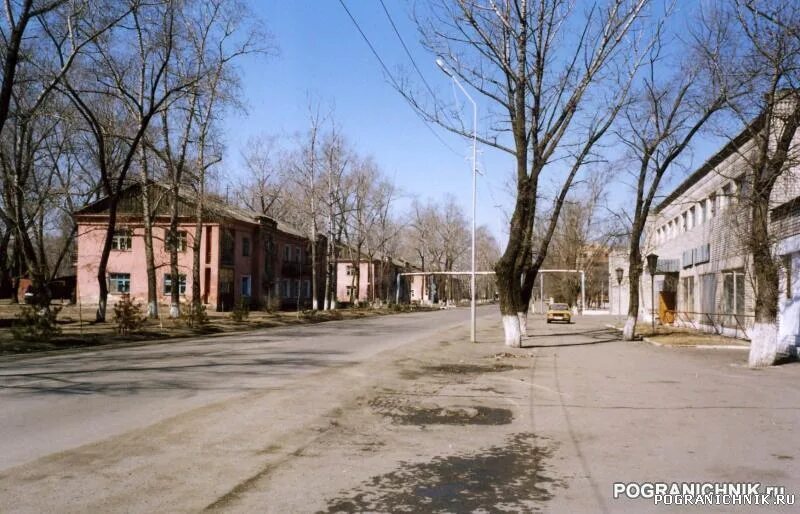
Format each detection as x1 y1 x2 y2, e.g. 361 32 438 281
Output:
336 261 373 302
76 221 219 308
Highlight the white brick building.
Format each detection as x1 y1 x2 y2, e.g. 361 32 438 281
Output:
613 115 800 342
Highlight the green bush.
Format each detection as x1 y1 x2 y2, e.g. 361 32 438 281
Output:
12 305 62 341
230 299 250 322
113 296 146 335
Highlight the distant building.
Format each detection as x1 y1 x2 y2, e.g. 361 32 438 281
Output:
74 183 325 311
335 254 416 305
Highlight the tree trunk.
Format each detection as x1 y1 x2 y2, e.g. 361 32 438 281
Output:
311 229 318 310
748 190 785 367
191 177 204 320
96 196 120 322
140 180 159 319
495 256 522 347
623 246 642 341
168 186 181 318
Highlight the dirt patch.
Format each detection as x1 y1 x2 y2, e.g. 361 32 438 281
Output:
490 351 535 359
321 433 563 513
388 405 511 426
400 363 514 380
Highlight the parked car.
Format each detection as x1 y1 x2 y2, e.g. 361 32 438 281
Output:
546 303 571 324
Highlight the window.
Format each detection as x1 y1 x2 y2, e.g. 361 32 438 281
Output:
700 200 708 224
205 226 212 264
709 194 717 218
700 273 717 315
165 230 187 252
682 276 695 319
304 280 311 298
722 270 746 324
681 212 687 231
242 237 251 257
721 184 732 210
111 229 132 251
294 247 301 263
163 274 187 295
667 221 673 239
688 207 695 230
282 279 290 298
221 228 235 265
241 275 252 297
283 245 291 262
346 265 354 276
109 273 131 293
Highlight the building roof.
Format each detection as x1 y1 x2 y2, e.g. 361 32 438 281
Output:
655 114 765 213
74 181 308 238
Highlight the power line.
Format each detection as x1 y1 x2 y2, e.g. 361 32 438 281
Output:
378 0 437 99
337 0 461 157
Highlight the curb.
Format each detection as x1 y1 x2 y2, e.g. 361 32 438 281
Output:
604 324 750 351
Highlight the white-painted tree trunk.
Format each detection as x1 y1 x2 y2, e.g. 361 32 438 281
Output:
517 312 527 337
747 322 790 368
503 315 522 347
148 301 158 319
622 315 637 341
170 303 180 319
312 299 318 310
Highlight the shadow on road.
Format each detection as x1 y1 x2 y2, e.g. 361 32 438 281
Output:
0 348 351 397
522 327 621 348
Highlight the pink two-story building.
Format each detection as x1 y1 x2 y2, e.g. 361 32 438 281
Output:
74 183 325 311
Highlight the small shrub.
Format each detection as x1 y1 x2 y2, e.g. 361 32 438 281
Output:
12 305 62 341
181 302 209 328
327 309 343 320
230 299 250 322
113 296 146 335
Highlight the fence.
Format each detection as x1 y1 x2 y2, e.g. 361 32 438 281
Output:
663 310 755 340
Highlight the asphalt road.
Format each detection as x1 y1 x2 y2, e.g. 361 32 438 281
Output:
0 305 497 471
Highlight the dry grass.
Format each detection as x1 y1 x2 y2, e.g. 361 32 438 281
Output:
0 301 436 357
609 321 749 347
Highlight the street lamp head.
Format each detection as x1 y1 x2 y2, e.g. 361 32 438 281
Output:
615 267 624 285
435 57 453 77
646 253 659 276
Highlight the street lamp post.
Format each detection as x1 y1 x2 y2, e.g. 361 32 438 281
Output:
436 58 477 343
645 254 659 333
615 267 624 327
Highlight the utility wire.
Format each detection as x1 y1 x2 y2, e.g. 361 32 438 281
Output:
378 0 437 99
337 0 461 157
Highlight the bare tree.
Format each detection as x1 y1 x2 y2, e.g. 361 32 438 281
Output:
0 0 127 310
409 0 650 346
62 0 196 321
615 12 731 341
701 1 800 366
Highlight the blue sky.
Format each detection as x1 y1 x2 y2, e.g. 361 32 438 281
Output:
219 1 725 247
220 0 517 243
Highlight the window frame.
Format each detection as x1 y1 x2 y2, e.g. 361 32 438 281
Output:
109 272 131 294
111 229 132 251
163 273 187 295
241 275 252 297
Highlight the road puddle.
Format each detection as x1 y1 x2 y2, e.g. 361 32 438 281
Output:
321 432 563 513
